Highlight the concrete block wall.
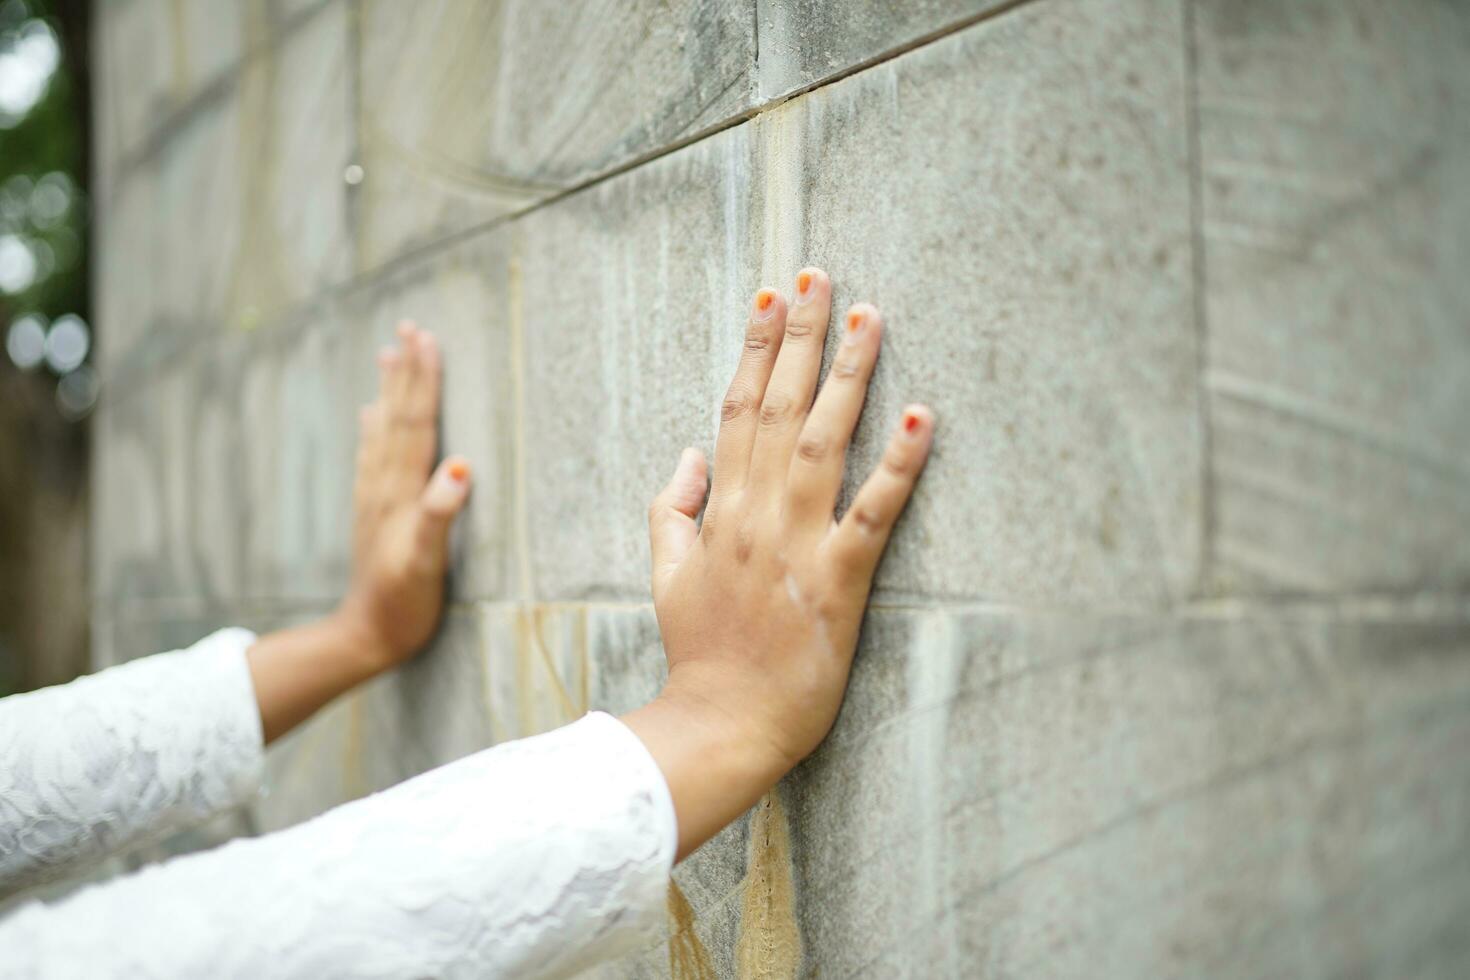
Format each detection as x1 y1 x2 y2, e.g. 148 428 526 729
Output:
91 0 1470 975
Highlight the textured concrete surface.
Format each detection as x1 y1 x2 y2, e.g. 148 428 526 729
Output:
91 0 1470 976
1196 0 1470 595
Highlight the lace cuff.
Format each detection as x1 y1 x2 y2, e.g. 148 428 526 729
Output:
0 628 264 896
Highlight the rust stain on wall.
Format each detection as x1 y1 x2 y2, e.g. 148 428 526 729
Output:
667 881 716 980
735 791 802 979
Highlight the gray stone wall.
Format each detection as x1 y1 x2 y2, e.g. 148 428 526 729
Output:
91 0 1470 976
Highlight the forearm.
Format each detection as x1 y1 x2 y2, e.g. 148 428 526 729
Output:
246 608 393 744
0 630 263 896
0 714 675 980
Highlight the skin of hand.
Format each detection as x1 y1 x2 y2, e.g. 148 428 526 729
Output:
622 267 934 860
247 322 472 744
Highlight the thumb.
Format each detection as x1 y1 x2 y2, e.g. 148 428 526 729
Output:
648 448 707 596
419 455 472 543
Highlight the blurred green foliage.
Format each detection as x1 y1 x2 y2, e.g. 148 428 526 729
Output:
0 0 89 698
0 0 88 330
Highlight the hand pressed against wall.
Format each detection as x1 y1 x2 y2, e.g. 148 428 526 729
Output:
624 268 935 858
344 321 474 668
249 322 472 743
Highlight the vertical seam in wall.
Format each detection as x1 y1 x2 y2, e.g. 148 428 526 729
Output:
507 256 532 604
345 0 367 276
752 0 759 72
1183 0 1214 600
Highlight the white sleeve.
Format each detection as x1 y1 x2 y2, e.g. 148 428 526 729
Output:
0 712 678 980
0 628 264 896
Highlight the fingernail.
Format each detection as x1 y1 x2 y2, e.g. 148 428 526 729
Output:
845 308 866 340
795 270 814 303
448 460 470 482
753 288 778 321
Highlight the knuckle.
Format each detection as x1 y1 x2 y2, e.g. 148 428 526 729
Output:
851 503 885 536
732 523 756 564
742 332 773 354
720 391 756 424
784 317 815 340
881 449 916 480
794 431 830 465
758 394 796 428
829 354 863 380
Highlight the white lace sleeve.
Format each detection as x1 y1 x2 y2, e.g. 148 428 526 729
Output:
0 712 677 980
0 628 264 897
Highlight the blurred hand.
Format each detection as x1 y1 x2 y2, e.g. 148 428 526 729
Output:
340 321 473 669
249 321 472 743
624 268 934 858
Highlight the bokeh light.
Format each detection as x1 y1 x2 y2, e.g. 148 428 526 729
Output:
5 311 44 369
28 170 69 227
42 311 85 372
0 15 59 127
0 232 35 293
55 362 97 419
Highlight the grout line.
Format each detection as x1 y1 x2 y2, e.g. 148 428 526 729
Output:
1182 0 1215 600
97 592 1470 623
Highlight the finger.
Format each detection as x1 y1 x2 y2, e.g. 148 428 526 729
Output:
405 326 442 423
748 266 832 498
354 402 388 549
711 288 785 500
648 448 708 599
416 456 473 549
787 303 883 528
377 346 402 403
384 321 417 409
384 321 436 494
828 405 935 585
356 402 387 483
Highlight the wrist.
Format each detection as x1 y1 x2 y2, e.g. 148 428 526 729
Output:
326 599 398 678
622 665 798 861
659 665 800 779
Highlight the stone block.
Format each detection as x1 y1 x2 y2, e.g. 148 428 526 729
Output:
348 608 497 794
91 370 200 602
94 0 246 185
341 232 519 602
518 0 1200 604
515 124 761 601
756 0 1006 100
353 0 756 268
795 0 1198 603
259 307 360 601
1196 0 1470 593
99 0 354 376
652 604 1470 977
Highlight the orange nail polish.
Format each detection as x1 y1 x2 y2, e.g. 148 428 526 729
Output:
754 289 778 320
797 271 812 294
903 411 921 434
448 460 470 481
